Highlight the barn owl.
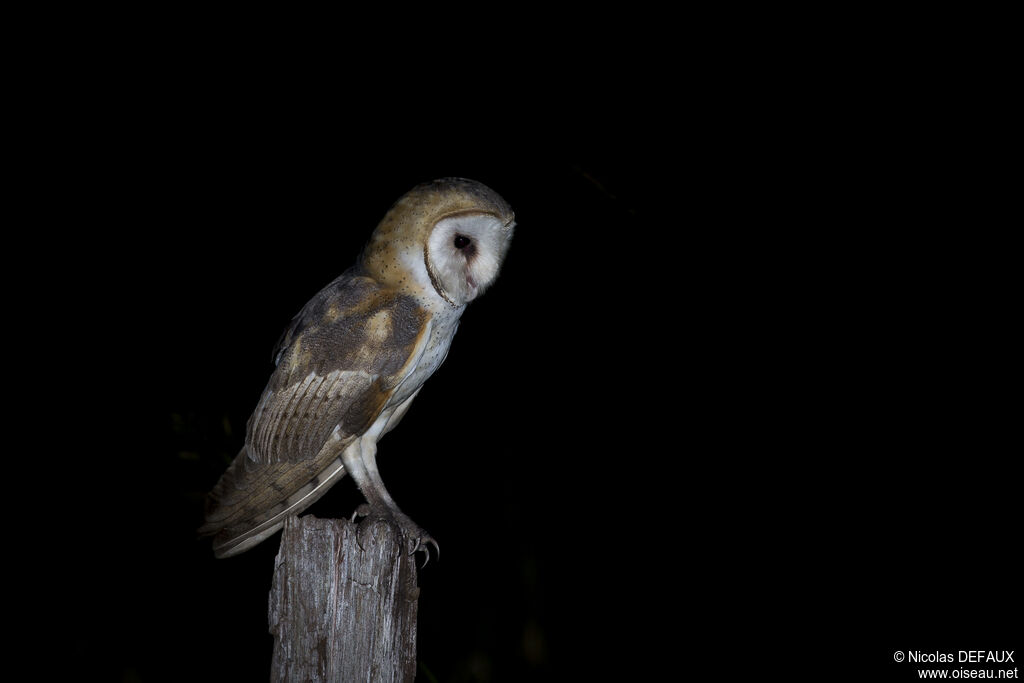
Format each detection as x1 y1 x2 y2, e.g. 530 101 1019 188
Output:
200 178 515 559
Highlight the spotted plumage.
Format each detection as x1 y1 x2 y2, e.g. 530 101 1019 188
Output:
200 178 515 558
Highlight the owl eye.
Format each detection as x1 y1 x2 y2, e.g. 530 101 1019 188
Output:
453 235 472 250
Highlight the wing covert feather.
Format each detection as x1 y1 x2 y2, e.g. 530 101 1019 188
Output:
247 272 429 464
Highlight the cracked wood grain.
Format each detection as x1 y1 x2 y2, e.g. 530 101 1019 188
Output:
268 515 419 682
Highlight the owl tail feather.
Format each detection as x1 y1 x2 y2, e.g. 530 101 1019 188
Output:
199 448 348 558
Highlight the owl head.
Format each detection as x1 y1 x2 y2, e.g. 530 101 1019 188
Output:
360 178 516 308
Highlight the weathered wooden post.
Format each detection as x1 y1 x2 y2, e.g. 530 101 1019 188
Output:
268 515 419 682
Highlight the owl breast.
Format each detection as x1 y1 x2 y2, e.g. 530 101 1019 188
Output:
390 303 463 406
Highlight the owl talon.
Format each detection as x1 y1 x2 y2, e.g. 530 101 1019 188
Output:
351 504 373 550
352 506 437 565
410 535 440 567
414 537 440 568
351 503 372 523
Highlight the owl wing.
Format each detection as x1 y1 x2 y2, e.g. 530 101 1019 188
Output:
200 271 433 557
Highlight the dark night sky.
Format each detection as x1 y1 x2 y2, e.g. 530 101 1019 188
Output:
38 48 1018 681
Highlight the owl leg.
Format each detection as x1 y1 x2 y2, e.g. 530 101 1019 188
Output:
341 437 438 564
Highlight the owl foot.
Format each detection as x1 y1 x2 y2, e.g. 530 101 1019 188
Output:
351 503 439 567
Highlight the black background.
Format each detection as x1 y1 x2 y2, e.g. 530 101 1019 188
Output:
31 26 1018 682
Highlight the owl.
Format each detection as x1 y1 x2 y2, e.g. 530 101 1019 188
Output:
200 178 515 559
